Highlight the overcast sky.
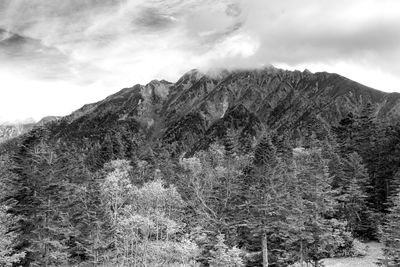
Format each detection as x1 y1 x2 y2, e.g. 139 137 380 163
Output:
1 0 400 122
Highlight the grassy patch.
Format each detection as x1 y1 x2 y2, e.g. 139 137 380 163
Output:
323 242 383 267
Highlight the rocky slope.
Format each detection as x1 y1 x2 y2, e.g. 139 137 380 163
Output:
0 117 60 143
0 124 34 143
46 66 400 153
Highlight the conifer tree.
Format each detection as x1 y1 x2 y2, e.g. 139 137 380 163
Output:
387 170 400 207
4 138 77 266
379 193 400 266
354 103 391 216
0 156 26 265
209 234 244 267
339 152 370 236
224 128 238 157
24 142 75 267
245 136 297 267
5 130 46 265
239 127 256 154
113 131 125 158
65 175 112 265
99 134 114 165
334 112 357 155
273 130 292 160
293 147 347 267
0 205 25 266
253 132 277 167
334 103 390 236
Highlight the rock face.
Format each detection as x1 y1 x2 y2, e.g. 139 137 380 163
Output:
23 67 400 149
36 116 61 126
0 124 34 143
0 117 60 143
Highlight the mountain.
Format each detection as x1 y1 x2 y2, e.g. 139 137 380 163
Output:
36 116 61 126
3 66 400 155
0 116 60 143
43 67 400 153
0 118 36 125
0 123 35 143
3 66 400 266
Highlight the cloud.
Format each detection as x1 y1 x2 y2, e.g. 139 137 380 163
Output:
1 0 400 121
243 0 400 65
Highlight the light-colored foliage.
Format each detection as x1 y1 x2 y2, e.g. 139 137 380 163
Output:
99 160 198 266
209 234 244 267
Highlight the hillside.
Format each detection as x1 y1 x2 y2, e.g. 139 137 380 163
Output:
0 116 60 143
0 123 35 143
45 67 400 152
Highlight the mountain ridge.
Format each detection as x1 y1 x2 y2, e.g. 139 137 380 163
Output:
32 66 399 156
0 116 60 143
3 66 400 152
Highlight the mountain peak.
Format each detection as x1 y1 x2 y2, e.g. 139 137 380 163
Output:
0 118 36 126
42 66 400 149
175 69 205 84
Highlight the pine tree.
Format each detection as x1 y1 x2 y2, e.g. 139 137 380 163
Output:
354 102 377 161
379 193 400 266
239 127 256 154
272 130 292 160
209 234 244 267
5 130 45 266
25 142 75 267
387 170 400 207
333 112 357 156
354 103 379 202
110 130 125 159
4 135 88 266
0 205 26 266
245 137 296 267
85 142 104 171
334 103 392 237
99 134 114 166
0 156 25 265
61 172 112 265
224 128 238 157
253 132 277 167
293 147 347 267
339 152 370 236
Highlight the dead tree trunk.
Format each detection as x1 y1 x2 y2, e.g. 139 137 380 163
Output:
262 231 269 267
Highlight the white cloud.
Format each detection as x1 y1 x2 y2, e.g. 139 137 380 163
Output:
1 0 400 121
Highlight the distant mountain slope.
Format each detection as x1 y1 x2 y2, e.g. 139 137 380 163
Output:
36 116 61 126
0 116 60 143
45 67 400 152
0 124 34 143
3 66 399 152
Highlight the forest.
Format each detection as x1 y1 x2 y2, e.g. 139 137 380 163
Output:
1 102 400 267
